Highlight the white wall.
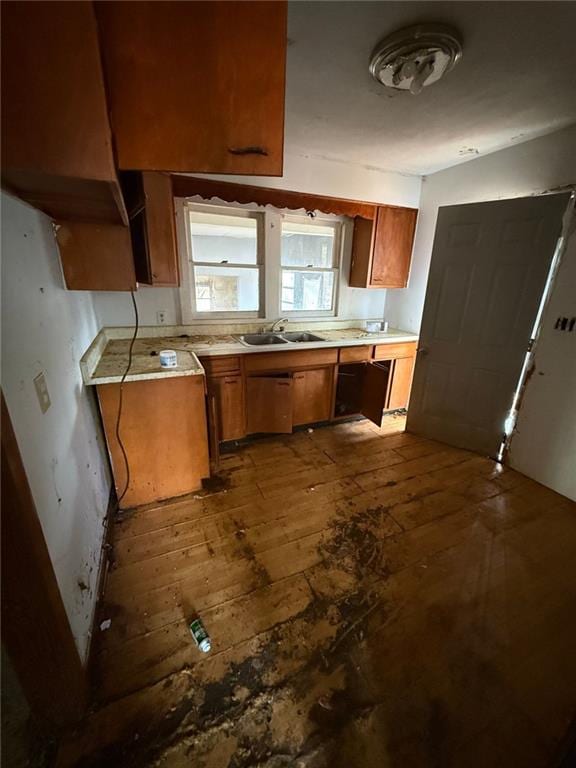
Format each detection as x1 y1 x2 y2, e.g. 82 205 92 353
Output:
386 124 576 333
204 150 422 208
1 192 112 662
508 211 576 501
92 152 422 327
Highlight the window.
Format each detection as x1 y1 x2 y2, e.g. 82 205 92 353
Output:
186 208 262 315
280 219 339 313
180 202 343 320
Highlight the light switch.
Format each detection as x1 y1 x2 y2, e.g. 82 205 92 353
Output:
33 372 51 414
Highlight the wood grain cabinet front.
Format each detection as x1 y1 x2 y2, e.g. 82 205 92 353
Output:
246 376 293 434
373 342 417 411
55 221 136 291
292 368 333 426
123 172 180 287
209 375 246 442
386 356 416 410
1 1 127 225
97 376 209 509
350 206 417 288
96 0 287 176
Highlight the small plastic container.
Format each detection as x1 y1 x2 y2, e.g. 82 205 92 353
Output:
159 349 178 368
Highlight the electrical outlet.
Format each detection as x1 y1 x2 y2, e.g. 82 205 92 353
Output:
33 372 51 414
157 310 167 325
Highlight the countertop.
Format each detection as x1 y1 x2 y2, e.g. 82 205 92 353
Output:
81 324 419 386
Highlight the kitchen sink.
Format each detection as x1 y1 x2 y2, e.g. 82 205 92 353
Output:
281 332 325 343
237 333 288 346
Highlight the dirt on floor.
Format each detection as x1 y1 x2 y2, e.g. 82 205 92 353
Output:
57 422 576 768
77 507 402 768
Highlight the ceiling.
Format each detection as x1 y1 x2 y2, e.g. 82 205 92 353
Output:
285 1 576 176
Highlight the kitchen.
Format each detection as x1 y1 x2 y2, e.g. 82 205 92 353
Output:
2 2 576 767
80 176 421 509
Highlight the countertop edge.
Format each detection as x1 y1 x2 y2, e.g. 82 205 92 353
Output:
83 332 418 386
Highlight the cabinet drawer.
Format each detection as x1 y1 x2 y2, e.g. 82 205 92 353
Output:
373 342 417 361
200 356 241 376
339 345 373 363
244 348 338 373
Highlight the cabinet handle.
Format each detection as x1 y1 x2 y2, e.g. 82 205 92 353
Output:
228 146 269 156
223 378 238 384
276 381 291 386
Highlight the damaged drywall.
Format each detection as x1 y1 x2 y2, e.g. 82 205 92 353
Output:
1 192 112 661
508 198 576 501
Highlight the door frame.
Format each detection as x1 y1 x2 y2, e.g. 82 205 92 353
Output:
1 393 87 727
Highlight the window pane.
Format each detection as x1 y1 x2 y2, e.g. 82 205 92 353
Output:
281 221 335 267
189 212 257 264
194 266 259 312
281 270 334 312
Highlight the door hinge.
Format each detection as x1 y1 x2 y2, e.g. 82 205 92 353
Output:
527 338 535 352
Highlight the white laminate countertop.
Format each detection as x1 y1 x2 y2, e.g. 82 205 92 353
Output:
81 323 419 386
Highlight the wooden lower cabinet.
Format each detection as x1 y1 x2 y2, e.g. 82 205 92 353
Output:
246 375 293 434
210 374 245 441
97 375 209 509
207 344 417 441
387 356 416 410
292 368 333 426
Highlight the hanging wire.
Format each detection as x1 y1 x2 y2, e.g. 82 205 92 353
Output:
115 291 139 505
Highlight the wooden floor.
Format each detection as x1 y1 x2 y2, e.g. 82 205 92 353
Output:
58 416 576 767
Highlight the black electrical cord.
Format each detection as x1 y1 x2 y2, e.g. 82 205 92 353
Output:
115 291 139 505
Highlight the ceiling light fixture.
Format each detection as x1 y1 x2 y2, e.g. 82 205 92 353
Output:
369 24 463 95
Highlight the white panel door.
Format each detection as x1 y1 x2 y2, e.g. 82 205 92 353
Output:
407 193 569 457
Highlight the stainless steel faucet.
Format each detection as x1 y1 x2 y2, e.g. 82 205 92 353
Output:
270 317 288 332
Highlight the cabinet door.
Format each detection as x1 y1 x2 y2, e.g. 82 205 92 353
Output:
1 1 126 225
361 361 392 427
292 368 333 426
246 376 293 434
55 221 136 291
370 207 417 288
349 216 376 288
97 376 209 509
97 1 287 175
211 375 245 441
122 171 179 286
387 357 416 411
142 172 179 286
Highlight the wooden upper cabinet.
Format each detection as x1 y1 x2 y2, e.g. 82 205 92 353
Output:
123 172 180 287
96 1 287 176
1 1 127 225
349 206 417 289
55 222 136 292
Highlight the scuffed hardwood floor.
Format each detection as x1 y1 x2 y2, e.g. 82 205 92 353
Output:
58 416 576 767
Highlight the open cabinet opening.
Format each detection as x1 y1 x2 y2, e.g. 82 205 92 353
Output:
335 360 393 425
335 363 367 417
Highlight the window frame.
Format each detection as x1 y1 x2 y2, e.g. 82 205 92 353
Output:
180 202 265 320
279 213 342 318
177 199 347 324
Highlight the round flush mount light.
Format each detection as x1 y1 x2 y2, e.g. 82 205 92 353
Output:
369 24 462 95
